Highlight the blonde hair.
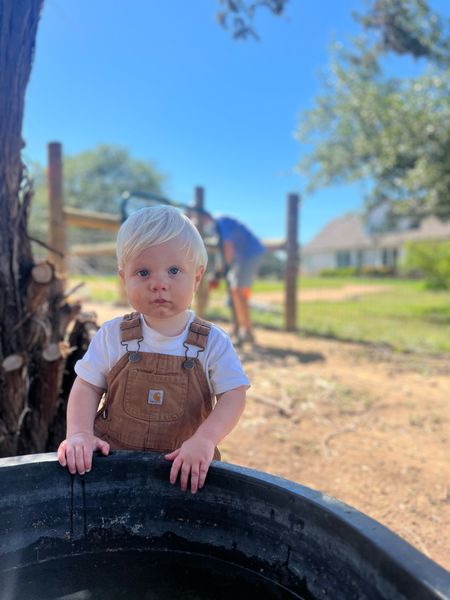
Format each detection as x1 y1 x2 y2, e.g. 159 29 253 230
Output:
116 205 208 270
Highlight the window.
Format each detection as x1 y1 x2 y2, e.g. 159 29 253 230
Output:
381 248 398 267
356 250 364 268
336 251 351 268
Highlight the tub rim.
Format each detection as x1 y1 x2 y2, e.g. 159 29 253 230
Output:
0 451 449 599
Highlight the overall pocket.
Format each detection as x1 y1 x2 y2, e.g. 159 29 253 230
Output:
123 368 188 422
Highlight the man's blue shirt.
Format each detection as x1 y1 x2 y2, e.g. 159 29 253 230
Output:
215 216 266 261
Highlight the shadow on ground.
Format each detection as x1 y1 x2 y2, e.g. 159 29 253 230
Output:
238 343 325 365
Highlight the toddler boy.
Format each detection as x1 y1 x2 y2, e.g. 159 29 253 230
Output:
58 206 248 494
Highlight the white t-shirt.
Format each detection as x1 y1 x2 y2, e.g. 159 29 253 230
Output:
75 310 249 396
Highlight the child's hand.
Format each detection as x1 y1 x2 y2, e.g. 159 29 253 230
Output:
164 434 215 494
57 432 110 475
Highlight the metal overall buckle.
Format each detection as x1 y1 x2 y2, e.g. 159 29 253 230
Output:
182 342 204 369
121 336 144 362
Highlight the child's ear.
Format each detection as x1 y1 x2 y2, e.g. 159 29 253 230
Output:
118 269 124 280
194 265 205 290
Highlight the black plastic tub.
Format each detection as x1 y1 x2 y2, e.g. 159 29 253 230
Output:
0 452 449 599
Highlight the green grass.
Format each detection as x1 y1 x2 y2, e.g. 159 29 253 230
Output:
211 277 450 355
298 290 450 354
69 275 450 355
68 274 119 303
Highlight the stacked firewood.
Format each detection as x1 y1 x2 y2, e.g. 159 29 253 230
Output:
0 260 97 456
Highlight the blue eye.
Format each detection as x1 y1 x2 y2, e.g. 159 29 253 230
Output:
137 269 149 277
168 266 180 275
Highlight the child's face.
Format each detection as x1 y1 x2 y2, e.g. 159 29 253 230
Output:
119 236 204 322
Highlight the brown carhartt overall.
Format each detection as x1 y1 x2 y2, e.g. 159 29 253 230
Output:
94 312 220 459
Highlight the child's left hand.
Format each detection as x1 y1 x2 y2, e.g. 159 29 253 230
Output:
164 433 215 494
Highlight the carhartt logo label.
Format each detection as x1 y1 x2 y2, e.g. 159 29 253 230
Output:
148 389 164 405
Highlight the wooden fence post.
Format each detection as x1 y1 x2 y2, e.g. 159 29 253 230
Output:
285 193 300 332
47 142 67 284
193 186 209 318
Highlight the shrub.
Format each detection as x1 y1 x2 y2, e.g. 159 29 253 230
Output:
403 240 450 290
258 252 285 279
319 267 358 277
318 266 395 278
358 266 396 277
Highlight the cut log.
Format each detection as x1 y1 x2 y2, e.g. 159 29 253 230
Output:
31 261 54 284
2 354 25 373
26 261 56 315
42 343 61 362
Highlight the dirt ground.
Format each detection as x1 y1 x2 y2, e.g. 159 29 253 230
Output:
81 297 450 572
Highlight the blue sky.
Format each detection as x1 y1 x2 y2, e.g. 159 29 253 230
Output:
22 0 447 244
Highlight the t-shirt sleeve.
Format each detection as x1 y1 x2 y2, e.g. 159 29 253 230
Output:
216 217 233 242
74 325 110 389
207 327 250 395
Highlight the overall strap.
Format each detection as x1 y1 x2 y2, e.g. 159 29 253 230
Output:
185 318 212 350
120 312 143 343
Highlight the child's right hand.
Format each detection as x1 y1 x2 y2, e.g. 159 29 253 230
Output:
57 432 110 475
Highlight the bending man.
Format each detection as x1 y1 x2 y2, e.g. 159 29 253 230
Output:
215 215 266 345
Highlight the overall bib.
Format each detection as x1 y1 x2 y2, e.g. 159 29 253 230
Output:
94 313 220 459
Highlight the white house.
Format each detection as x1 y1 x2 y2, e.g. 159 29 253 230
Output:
302 214 450 274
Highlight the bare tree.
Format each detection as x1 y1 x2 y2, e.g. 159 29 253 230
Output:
0 0 86 456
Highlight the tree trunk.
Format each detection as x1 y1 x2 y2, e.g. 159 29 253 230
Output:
0 0 84 456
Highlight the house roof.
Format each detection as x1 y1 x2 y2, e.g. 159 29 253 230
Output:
303 213 450 254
